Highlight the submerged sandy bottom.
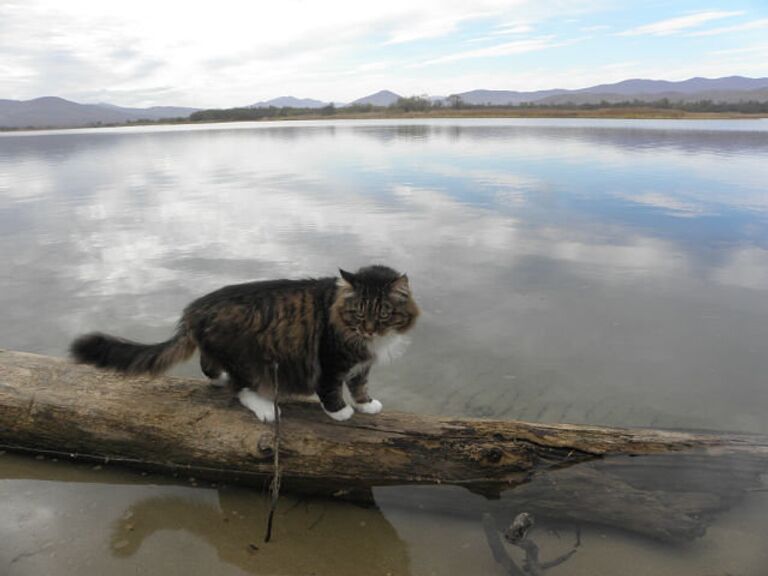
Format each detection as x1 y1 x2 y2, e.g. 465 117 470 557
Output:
2 452 767 576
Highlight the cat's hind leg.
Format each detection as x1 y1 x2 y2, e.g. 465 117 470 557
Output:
200 352 228 387
237 388 278 423
226 365 279 423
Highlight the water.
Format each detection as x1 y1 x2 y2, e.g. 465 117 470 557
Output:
1 118 767 574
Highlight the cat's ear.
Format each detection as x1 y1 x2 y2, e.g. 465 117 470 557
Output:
390 274 410 300
339 268 357 288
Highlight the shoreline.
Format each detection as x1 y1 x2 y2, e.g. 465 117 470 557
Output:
2 107 766 133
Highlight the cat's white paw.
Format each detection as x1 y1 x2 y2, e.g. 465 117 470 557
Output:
352 398 383 414
238 388 279 423
324 404 354 421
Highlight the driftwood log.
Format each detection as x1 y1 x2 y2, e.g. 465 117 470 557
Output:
1 349 767 542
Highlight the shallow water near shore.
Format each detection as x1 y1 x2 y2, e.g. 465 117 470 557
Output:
1 118 768 574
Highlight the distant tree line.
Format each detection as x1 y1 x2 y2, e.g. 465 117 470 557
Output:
189 105 338 122
183 95 768 123
514 98 768 114
439 96 768 113
188 97 438 121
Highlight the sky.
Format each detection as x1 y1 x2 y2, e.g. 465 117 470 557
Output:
1 0 767 108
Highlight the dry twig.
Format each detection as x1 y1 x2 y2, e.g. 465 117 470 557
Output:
264 363 281 543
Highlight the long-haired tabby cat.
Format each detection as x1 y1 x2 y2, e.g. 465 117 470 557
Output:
70 265 419 423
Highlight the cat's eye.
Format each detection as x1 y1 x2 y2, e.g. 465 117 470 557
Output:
379 303 392 319
354 302 365 318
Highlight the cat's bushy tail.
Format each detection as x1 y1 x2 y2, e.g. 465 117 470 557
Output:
70 327 196 376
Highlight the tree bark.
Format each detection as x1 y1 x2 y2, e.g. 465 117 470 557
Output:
1 349 767 542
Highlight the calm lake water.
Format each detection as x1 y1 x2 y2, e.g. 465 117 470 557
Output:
1 118 767 574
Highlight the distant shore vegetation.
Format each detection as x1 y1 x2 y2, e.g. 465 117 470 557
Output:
3 96 767 132
187 96 768 123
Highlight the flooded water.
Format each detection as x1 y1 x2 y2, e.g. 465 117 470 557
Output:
1 118 767 574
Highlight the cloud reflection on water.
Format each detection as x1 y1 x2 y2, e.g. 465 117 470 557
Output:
1 119 767 433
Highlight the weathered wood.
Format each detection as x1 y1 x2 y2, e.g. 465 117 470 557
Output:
1 349 767 542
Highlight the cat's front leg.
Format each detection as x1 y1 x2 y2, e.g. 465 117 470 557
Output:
347 365 383 414
317 372 354 421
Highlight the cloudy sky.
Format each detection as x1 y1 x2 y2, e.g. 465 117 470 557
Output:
1 0 767 108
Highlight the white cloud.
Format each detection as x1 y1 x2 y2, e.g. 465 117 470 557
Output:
1 1 765 107
491 22 534 35
688 17 768 36
0 0 538 102
710 43 768 56
0 0 612 106
465 22 534 44
384 14 473 45
618 10 744 36
580 24 611 33
414 36 567 67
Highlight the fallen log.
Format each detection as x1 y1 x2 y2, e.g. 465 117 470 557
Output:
1 349 767 542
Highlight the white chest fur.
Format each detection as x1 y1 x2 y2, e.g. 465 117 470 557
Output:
348 333 410 378
368 332 411 364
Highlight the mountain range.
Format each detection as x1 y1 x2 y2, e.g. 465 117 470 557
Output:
0 97 198 129
2 76 768 129
452 76 768 106
350 90 403 107
248 90 404 108
247 96 330 109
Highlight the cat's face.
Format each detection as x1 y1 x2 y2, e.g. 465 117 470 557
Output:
332 266 419 339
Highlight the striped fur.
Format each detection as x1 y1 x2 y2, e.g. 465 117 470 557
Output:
69 265 419 420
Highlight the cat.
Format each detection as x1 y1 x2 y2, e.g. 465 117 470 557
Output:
70 265 419 423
